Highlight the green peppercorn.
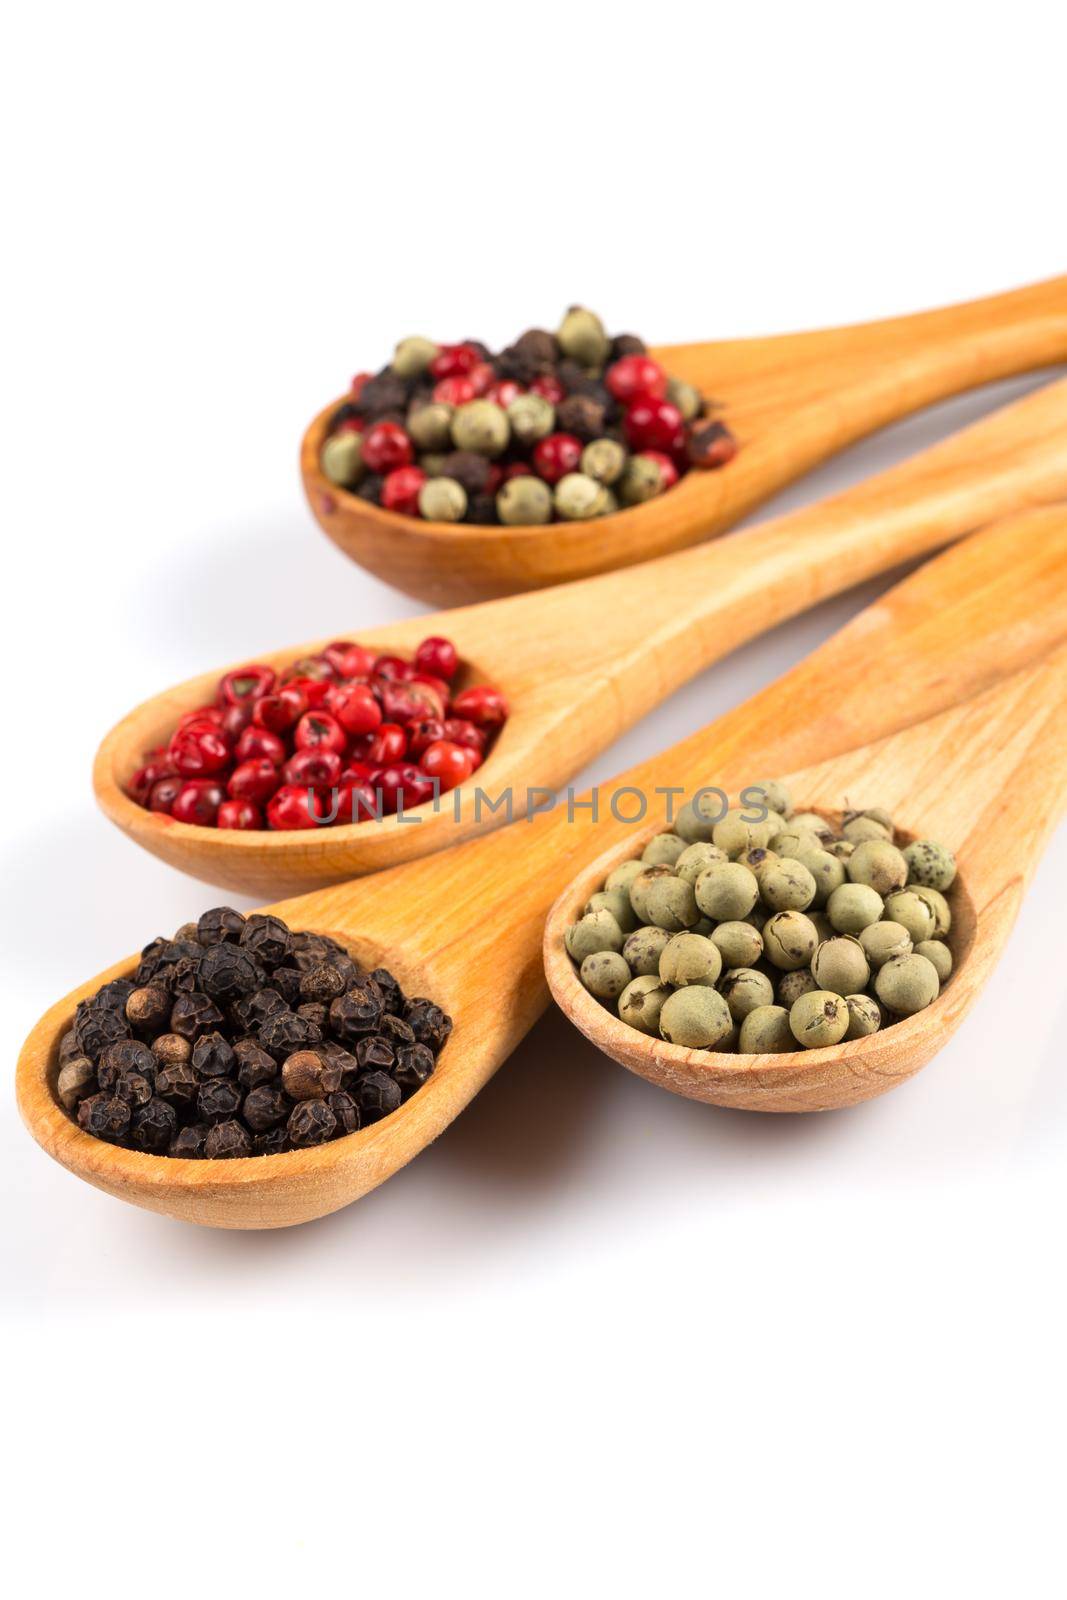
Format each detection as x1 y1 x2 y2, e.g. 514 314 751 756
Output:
875 952 940 1014
666 376 702 422
392 336 440 377
828 838 855 862
713 808 778 858
762 910 818 971
644 874 700 931
630 864 674 922
618 974 671 1035
618 455 664 505
749 778 792 818
790 812 837 846
912 885 952 936
418 476 468 523
623 925 671 976
557 306 610 367
882 890 936 944
903 840 957 891
719 966 775 1022
843 814 893 845
642 832 687 868
777 968 817 1008
408 401 455 451
507 393 555 444
808 912 834 945
827 882 885 935
695 862 759 922
789 991 850 1049
675 841 728 884
554 471 608 520
736 846 778 875
758 858 817 912
811 936 870 996
859 921 913 968
581 438 628 485
321 431 364 487
659 932 723 988
915 939 953 982
674 794 724 844
739 1004 795 1054
791 845 846 906
845 994 882 1039
770 826 824 860
847 839 909 896
565 908 624 962
580 951 632 1002
711 920 764 969
496 475 553 525
451 399 510 457
586 888 639 934
606 859 646 895
659 986 733 1050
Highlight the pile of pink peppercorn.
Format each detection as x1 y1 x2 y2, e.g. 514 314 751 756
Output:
127 636 507 829
319 306 737 526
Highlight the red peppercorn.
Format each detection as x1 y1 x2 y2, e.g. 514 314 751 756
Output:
128 761 173 805
284 674 333 709
367 723 408 765
169 726 231 777
533 433 583 484
293 711 347 756
468 361 495 396
283 748 343 790
321 640 360 675
373 654 416 682
420 740 475 791
334 780 380 825
640 449 679 490
335 643 375 679
235 726 287 766
228 758 282 805
339 760 375 784
381 465 427 515
147 775 183 813
171 780 226 826
530 374 565 405
219 665 276 707
329 682 382 736
335 417 363 436
414 635 458 682
433 375 476 407
502 462 533 481
177 705 225 732
376 763 434 815
442 717 487 754
217 798 262 830
430 343 479 379
406 717 446 758
220 702 254 741
266 785 327 830
487 379 524 408
361 420 414 474
624 397 684 452
450 685 508 728
253 685 308 733
606 354 667 404
380 680 446 724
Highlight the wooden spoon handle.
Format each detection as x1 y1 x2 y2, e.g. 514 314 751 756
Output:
469 375 1067 728
662 274 1067 416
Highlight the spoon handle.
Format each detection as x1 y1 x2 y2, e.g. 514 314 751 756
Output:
662 274 1067 420
461 377 1067 729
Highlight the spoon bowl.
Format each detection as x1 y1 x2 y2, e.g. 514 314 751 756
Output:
23 511 1067 1224
302 276 1067 603
99 378 1067 897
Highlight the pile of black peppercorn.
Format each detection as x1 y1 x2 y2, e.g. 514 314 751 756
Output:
55 907 452 1158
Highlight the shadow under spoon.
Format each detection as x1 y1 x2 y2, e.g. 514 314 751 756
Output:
19 507 1067 1226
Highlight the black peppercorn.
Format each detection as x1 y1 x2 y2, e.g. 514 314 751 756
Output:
357 473 384 504
439 450 492 495
170 992 224 1041
253 1129 292 1157
205 1120 253 1160
329 984 383 1040
151 1032 192 1067
244 987 289 1026
296 1002 329 1030
556 394 606 440
197 906 246 946
234 1039 278 1090
197 1078 243 1124
395 1043 435 1090
369 968 404 1014
97 1038 156 1090
155 1061 200 1108
93 978 138 1014
328 1090 361 1136
354 1071 403 1123
242 1085 291 1133
288 1099 337 1148
126 984 172 1033
130 1097 178 1153
170 1124 208 1159
466 492 498 525
281 1050 342 1100
78 1093 131 1141
259 1010 323 1061
687 419 738 469
356 370 409 418
197 942 262 1002
191 1030 236 1079
299 962 346 1003
114 1071 154 1109
270 967 303 1006
240 914 293 969
612 333 647 359
404 998 453 1053
73 1004 131 1064
58 1030 80 1067
355 1034 395 1073
378 1012 416 1046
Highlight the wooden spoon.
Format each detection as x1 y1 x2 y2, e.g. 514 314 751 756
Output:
21 508 1067 1226
98 376 1067 899
301 276 1067 604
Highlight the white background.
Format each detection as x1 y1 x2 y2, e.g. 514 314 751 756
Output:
3 4 1066 1595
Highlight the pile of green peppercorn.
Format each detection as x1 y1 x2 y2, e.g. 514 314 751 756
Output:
565 785 957 1054
320 306 737 525
55 908 452 1157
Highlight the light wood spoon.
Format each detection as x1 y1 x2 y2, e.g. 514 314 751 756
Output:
21 508 1067 1227
98 376 1067 899
300 276 1067 604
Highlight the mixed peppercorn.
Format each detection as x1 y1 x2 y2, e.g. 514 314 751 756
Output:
565 786 957 1054
125 635 507 829
56 908 452 1157
319 306 737 525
